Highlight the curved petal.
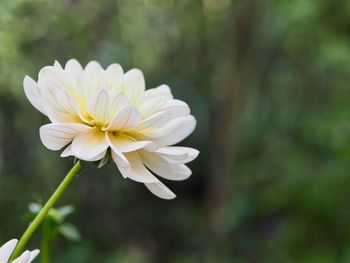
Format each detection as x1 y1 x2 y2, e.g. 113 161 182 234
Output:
38 66 78 98
141 84 172 101
106 105 141 131
60 145 72 157
111 151 129 174
115 151 158 183
106 133 130 169
87 88 109 125
23 76 45 115
89 91 130 126
155 147 188 161
107 133 157 152
140 151 192 181
38 66 62 85
106 92 129 121
160 99 190 119
41 80 81 123
0 239 17 263
156 147 199 164
84 60 103 83
138 96 168 119
138 84 172 118
56 89 89 123
83 61 103 102
143 115 196 145
156 115 197 145
28 250 40 263
106 63 124 90
12 251 31 263
135 111 170 131
40 123 93 151
56 89 79 115
53 60 63 69
144 181 176 200
71 129 109 161
65 59 83 75
121 69 145 104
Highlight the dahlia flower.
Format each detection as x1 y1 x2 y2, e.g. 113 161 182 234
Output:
0 239 39 263
24 59 198 199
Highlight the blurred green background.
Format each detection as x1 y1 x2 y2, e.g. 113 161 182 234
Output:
1 0 350 262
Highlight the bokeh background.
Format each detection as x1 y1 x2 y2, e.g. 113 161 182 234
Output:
1 0 350 262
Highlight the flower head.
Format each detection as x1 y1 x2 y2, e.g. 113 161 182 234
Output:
0 239 39 263
24 59 199 199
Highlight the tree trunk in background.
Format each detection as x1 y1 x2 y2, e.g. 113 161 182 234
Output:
205 0 261 259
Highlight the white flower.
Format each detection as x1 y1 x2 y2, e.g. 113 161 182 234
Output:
24 59 199 199
0 239 39 263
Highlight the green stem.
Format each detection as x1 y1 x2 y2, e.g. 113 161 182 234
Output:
11 161 81 260
41 219 50 263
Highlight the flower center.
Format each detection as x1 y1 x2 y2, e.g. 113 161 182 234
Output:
84 115 109 130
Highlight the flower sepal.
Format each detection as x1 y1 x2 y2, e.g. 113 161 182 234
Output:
96 151 111 169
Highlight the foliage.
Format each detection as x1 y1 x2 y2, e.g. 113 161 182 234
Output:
1 0 350 262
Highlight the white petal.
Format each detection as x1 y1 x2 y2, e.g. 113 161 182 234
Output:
23 76 45 115
56 89 89 123
110 150 130 173
106 133 131 169
157 147 199 164
83 61 102 87
121 69 145 103
85 60 102 71
106 63 123 78
106 105 141 131
155 147 188 161
12 250 31 263
60 145 72 157
116 151 158 183
41 80 81 123
141 84 172 101
138 84 172 118
106 63 124 89
86 150 108 162
83 61 103 101
38 66 77 97
65 59 83 75
151 115 196 145
140 151 192 181
111 150 129 174
89 91 129 126
38 66 62 84
40 123 93 151
107 133 157 152
160 99 190 119
135 111 170 131
87 88 109 125
145 181 176 200
138 96 168 119
28 250 40 263
0 239 17 263
56 89 78 114
53 60 63 69
71 129 109 161
106 92 129 120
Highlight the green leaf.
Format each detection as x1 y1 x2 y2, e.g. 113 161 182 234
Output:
58 223 81 241
57 205 75 219
97 152 110 168
28 202 42 213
